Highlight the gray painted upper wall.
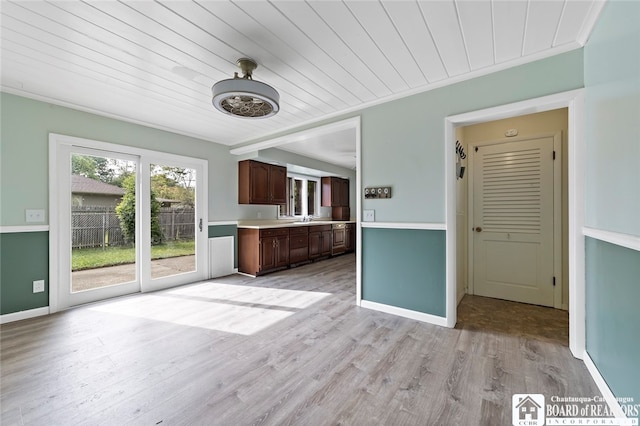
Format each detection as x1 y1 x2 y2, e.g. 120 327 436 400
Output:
1 50 584 227
0 93 239 225
584 0 640 237
0 93 363 225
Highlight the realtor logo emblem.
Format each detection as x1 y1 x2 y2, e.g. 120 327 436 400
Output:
513 394 545 426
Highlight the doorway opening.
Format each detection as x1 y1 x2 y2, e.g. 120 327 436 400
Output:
445 90 586 358
460 109 568 311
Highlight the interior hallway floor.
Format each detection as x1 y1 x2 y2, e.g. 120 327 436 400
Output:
1 253 599 425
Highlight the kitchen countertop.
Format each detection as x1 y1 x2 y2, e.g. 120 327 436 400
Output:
237 219 356 229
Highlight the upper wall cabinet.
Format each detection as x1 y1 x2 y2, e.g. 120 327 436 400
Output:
238 160 287 205
321 177 349 207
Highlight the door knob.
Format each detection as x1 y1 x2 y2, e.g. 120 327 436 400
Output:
475 227 482 232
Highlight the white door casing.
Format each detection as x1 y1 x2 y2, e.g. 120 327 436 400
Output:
471 133 561 307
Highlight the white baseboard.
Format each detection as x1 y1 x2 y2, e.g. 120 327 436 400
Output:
457 290 465 305
0 307 50 324
360 300 448 327
583 351 626 419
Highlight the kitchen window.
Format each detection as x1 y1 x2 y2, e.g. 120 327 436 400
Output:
279 174 320 218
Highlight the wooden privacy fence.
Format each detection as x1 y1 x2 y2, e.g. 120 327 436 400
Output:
72 206 195 249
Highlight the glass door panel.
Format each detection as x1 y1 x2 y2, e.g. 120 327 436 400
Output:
149 163 196 280
70 153 138 292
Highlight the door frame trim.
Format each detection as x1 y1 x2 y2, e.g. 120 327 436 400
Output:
466 132 563 309
444 89 585 358
49 133 208 313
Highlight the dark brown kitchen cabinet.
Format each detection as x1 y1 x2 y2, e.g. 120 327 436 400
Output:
309 225 332 259
289 226 309 265
321 177 349 207
345 223 355 253
238 160 287 205
238 228 289 276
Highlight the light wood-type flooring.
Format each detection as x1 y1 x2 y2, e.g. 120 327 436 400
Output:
1 253 599 425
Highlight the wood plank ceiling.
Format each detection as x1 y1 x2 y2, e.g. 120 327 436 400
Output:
1 1 603 149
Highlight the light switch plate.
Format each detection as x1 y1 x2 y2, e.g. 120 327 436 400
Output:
25 209 45 223
363 210 375 222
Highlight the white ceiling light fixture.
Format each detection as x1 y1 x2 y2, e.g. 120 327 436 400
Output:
211 58 280 119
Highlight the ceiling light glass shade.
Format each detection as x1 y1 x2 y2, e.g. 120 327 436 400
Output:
212 78 280 119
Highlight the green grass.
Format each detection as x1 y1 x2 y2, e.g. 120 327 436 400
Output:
72 240 195 271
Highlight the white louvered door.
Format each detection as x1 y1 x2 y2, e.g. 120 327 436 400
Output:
473 136 555 307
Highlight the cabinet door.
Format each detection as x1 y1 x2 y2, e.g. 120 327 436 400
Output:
259 237 276 272
270 165 287 205
345 224 355 252
339 179 349 207
250 162 271 204
308 231 321 259
321 230 333 256
275 235 289 267
331 178 341 206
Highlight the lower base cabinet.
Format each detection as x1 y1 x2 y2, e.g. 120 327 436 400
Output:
239 223 354 276
238 228 289 276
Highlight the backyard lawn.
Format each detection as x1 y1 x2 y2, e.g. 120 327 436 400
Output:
72 240 195 271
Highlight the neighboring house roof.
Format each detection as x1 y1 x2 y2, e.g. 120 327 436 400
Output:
72 175 124 196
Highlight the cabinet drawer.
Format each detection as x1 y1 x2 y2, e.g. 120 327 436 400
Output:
290 234 309 249
309 224 332 233
289 226 309 236
260 228 290 238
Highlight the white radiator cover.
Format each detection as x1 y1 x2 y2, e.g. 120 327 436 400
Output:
208 236 234 278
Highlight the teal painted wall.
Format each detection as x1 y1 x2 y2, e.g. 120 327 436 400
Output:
0 232 49 315
362 228 446 317
583 0 640 406
584 0 640 236
585 238 640 404
208 225 238 269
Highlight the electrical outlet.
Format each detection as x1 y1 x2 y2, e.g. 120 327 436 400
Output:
33 280 45 293
25 209 45 223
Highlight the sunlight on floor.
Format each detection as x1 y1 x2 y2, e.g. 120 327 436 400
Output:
89 281 331 335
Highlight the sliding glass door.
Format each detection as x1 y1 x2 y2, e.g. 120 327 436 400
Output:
141 157 206 293
51 135 208 310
